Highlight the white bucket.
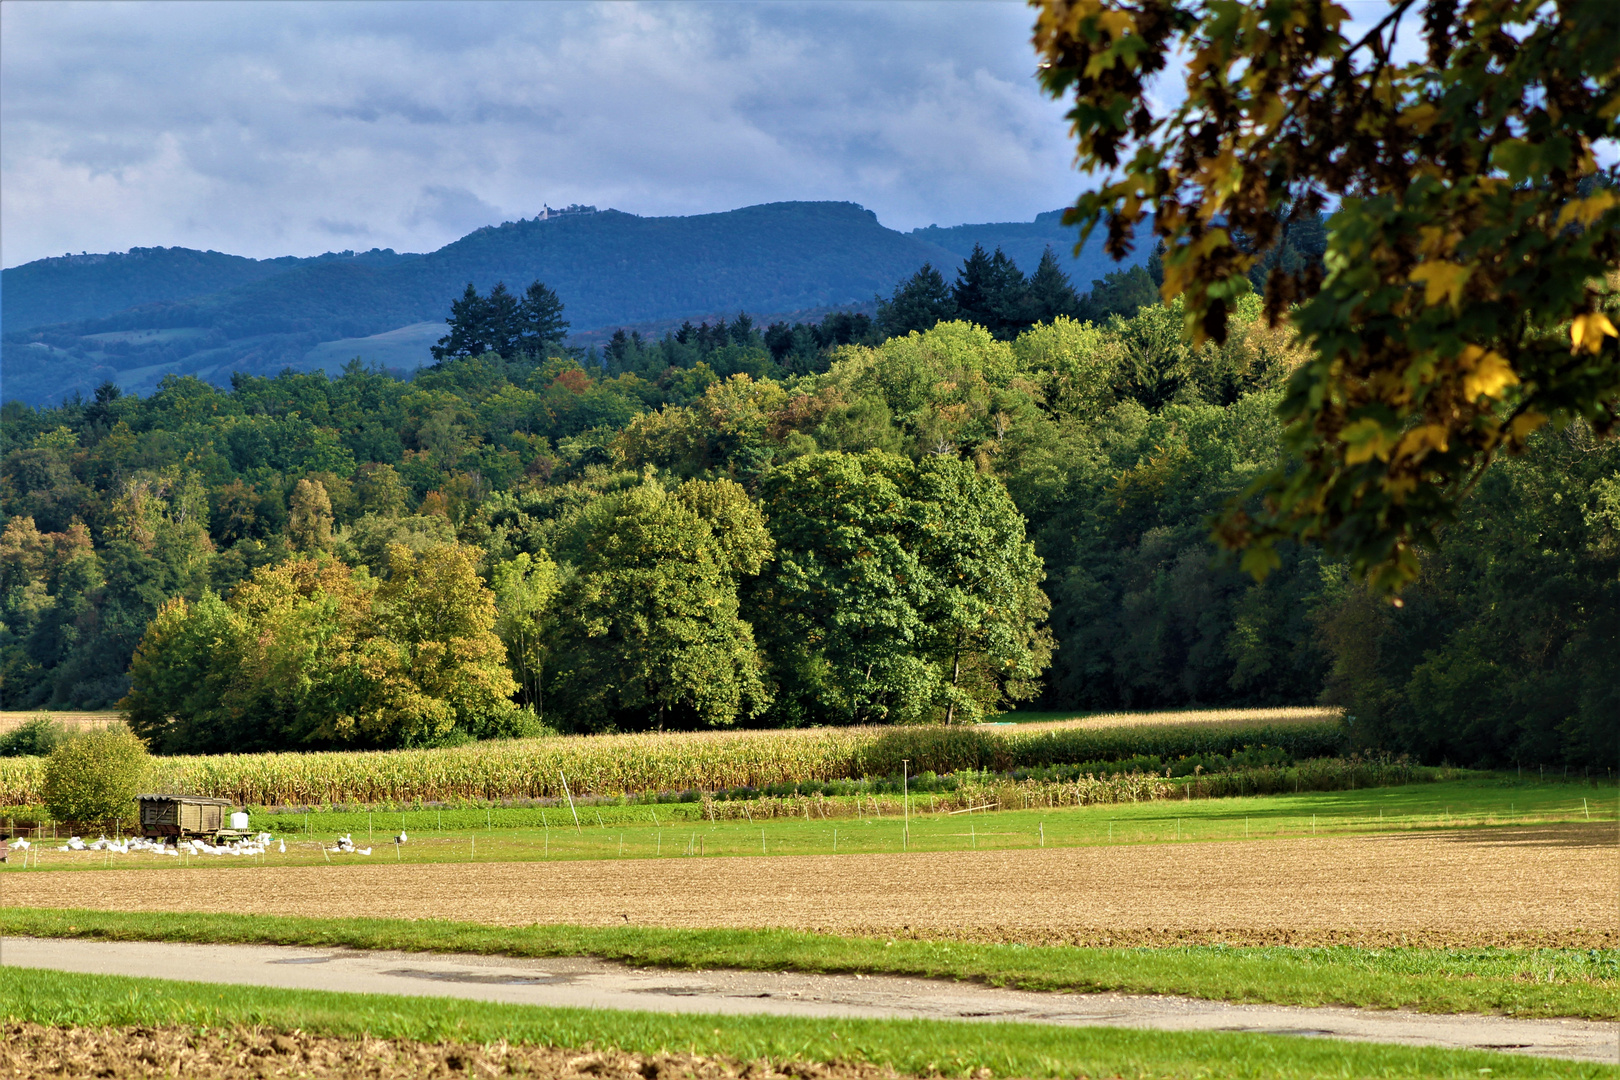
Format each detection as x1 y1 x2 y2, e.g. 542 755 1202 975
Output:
229 812 250 830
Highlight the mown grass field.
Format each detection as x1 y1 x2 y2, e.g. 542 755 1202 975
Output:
0 966 1601 1080
5 776 1610 870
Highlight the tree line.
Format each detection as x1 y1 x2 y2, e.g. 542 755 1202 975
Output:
1 257 1614 766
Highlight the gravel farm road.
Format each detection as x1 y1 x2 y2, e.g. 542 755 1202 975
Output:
4 937 1617 1064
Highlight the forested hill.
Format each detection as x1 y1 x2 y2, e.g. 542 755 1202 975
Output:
1 202 1146 407
0 246 418 332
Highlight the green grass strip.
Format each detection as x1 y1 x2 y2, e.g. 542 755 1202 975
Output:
1 966 1601 1080
4 907 1614 1021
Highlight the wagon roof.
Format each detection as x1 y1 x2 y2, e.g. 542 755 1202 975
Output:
136 794 233 806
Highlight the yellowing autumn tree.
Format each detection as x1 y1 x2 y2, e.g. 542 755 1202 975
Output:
123 544 518 751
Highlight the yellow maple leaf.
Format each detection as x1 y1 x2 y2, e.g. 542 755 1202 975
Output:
1459 346 1519 400
1570 312 1618 354
1095 9 1135 38
1509 411 1548 441
1408 262 1472 310
1341 417 1396 465
1393 424 1450 462
1556 190 1619 229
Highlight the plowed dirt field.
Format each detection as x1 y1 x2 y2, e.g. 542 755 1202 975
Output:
7 826 1614 948
0 1022 896 1080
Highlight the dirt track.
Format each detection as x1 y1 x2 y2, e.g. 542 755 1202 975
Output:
6 826 1615 948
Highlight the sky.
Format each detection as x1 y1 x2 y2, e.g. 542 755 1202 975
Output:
0 0 1083 269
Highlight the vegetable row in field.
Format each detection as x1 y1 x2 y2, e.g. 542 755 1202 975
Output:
0 719 1345 807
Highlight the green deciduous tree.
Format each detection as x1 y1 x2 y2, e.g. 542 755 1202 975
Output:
546 479 773 731
42 725 150 825
372 542 520 742
753 450 1051 724
287 477 333 552
491 551 560 711
1033 0 1620 590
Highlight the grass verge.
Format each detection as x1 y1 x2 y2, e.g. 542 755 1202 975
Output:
0 966 1600 1080
4 907 1614 1020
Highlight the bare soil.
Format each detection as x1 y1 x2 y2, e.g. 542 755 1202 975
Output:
0 1022 905 1080
5 826 1614 948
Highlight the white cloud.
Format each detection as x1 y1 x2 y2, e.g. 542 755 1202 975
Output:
0 0 1081 267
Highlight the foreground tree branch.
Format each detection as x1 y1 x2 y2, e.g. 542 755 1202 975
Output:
1032 0 1620 590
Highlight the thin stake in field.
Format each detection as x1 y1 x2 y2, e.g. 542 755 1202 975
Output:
559 771 582 833
902 759 910 850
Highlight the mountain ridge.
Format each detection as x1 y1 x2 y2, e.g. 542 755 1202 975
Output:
1 200 1144 405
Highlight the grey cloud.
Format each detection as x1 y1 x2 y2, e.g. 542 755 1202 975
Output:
407 186 506 235
315 218 374 238
1 1 1082 268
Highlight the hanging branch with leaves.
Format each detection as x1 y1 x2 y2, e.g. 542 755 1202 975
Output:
1032 0 1620 590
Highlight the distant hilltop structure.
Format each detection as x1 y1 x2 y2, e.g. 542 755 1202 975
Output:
536 204 597 221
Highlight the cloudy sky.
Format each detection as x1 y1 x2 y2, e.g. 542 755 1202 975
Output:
1 1 1089 268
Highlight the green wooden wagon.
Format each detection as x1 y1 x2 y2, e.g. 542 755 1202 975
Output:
137 794 235 841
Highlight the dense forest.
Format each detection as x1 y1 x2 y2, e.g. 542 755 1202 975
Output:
1 248 1614 767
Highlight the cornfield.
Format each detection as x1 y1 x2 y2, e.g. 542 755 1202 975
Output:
0 718 1345 808
698 771 1179 821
